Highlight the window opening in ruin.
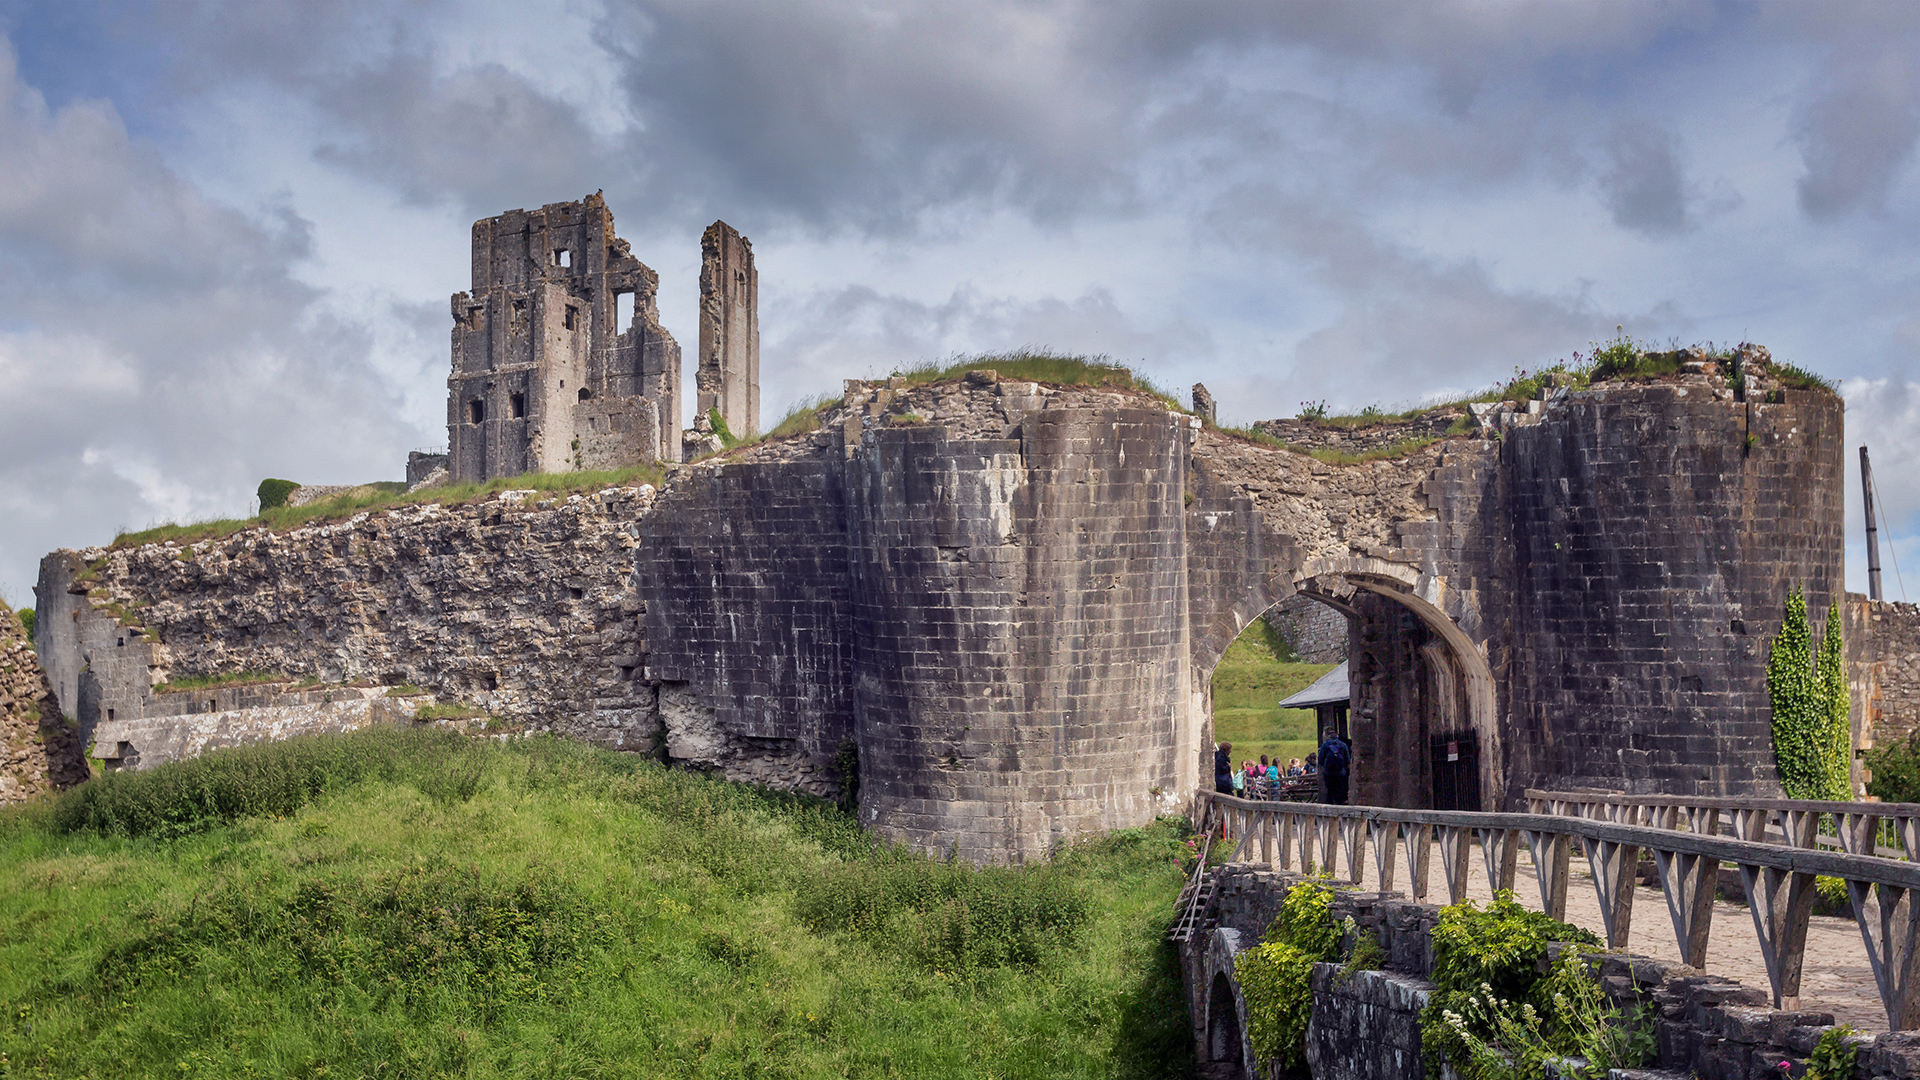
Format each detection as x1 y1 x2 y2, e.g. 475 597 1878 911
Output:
469 399 485 425
510 392 526 419
107 708 114 721
616 290 635 331
554 248 571 268
564 306 578 331
578 387 592 402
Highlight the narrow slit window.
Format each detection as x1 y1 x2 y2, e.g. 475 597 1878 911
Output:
469 399 485 425
510 392 526 419
564 305 578 331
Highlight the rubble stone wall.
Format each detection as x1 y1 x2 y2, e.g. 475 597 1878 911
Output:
1263 593 1348 663
1849 598 1920 752
34 486 670 767
2 606 82 804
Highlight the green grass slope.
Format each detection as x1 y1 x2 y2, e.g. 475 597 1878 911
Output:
1209 620 1339 770
0 730 1195 1079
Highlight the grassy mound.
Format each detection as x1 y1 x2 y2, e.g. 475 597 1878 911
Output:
0 730 1194 1078
1211 619 1337 769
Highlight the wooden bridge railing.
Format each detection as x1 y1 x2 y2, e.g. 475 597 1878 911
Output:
1197 790 1920 1031
1527 788 1920 861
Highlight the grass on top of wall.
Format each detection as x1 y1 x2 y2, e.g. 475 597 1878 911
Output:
1211 618 1338 771
0 728 1196 1080
884 349 1189 413
110 464 667 551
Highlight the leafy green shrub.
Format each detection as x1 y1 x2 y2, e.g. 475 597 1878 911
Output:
1418 891 1614 1079
1808 1025 1861 1080
1866 733 1920 803
1234 879 1344 1070
14 605 31 641
1767 589 1852 801
256 478 300 512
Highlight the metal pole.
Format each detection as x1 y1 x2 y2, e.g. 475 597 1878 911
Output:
1863 446 1883 601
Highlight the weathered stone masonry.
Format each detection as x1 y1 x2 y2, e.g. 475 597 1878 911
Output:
34 360 1899 860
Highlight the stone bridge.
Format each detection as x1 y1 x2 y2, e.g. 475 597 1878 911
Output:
32 359 1854 861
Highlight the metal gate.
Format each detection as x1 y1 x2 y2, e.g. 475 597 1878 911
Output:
1430 730 1480 811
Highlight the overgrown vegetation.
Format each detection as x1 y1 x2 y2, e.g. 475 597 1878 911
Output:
0 728 1195 1078
1866 734 1920 803
255 478 300 512
112 464 665 551
1234 879 1345 1071
1210 617 1337 769
1767 589 1853 802
152 669 290 695
1418 892 1650 1080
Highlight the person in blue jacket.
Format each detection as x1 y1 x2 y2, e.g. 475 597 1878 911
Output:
1318 727 1351 805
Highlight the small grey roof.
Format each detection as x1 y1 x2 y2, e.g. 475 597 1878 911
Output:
1277 661 1350 709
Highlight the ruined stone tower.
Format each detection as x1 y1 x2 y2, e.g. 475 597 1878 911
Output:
447 194 681 482
697 221 759 439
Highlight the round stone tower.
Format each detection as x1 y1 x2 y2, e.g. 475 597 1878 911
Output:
1499 377 1846 798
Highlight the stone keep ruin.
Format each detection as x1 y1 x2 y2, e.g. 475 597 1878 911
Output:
446 194 759 479
23 194 1920 858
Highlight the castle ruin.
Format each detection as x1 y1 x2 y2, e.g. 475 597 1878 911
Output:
446 195 760 481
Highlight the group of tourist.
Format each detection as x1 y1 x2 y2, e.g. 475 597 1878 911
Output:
1212 728 1352 805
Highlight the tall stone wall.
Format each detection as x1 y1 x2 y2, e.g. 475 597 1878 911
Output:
697 220 759 438
851 413 1189 860
1263 593 1348 663
1500 385 1846 798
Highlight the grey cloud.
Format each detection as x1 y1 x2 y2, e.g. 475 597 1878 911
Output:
311 56 617 216
1205 185 1652 410
0 38 416 601
759 283 1211 420
1598 120 1690 235
1796 54 1918 219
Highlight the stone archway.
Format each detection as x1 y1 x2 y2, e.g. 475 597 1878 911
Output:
1292 558 1501 811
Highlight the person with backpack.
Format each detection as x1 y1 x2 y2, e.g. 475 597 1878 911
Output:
1318 726 1351 805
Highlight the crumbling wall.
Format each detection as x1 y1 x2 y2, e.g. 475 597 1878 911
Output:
35 486 665 758
2 606 83 804
697 220 759 439
1849 596 1920 752
449 194 680 482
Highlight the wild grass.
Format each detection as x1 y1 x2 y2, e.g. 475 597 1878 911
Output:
111 464 666 552
152 670 290 695
0 729 1196 1079
1210 619 1337 769
767 394 840 439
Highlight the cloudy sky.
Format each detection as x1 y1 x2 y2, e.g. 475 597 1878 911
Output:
1 1 1917 606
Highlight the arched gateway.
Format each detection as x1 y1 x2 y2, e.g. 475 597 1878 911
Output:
636 360 1843 862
